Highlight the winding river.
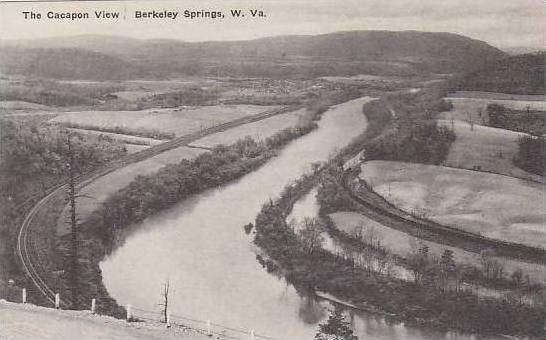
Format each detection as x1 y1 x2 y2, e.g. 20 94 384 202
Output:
100 97 503 340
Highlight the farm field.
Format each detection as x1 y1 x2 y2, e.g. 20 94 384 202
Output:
0 100 52 112
56 146 207 236
68 128 167 146
190 108 307 148
449 91 544 101
110 90 153 101
329 211 546 284
437 119 543 182
124 144 150 154
359 160 546 249
437 96 546 123
49 105 280 138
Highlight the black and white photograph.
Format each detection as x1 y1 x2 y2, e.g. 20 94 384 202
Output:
0 1 544 339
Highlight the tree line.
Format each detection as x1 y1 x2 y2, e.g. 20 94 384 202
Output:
487 103 544 136
317 164 544 293
253 169 544 337
0 118 126 302
362 87 456 165
514 135 545 176
485 103 544 176
0 119 126 216
57 116 320 314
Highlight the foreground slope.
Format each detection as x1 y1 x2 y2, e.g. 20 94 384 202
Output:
0 300 208 340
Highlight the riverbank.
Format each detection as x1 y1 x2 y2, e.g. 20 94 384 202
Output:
251 90 544 338
52 89 371 317
253 167 543 338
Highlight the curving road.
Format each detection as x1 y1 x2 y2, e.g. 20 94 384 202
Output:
16 105 299 308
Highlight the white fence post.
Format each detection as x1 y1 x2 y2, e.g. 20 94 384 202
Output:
207 320 211 336
166 312 171 328
250 329 255 340
54 293 60 309
22 288 27 304
91 298 96 314
126 304 132 321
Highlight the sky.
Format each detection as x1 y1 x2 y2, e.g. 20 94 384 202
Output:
0 0 544 51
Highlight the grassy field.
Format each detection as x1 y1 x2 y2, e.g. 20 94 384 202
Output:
190 108 307 148
68 128 167 146
437 119 543 182
110 90 153 101
124 144 150 154
360 160 546 249
0 100 52 111
50 105 280 138
437 96 546 124
449 91 544 101
329 211 546 284
56 146 207 236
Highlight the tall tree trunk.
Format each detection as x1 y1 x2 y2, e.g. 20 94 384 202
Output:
67 133 78 306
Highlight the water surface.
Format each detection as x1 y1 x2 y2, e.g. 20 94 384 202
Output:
101 97 502 339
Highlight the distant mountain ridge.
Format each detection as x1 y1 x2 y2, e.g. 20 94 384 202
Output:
0 30 507 80
0 47 147 80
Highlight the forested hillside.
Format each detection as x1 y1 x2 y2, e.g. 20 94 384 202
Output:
0 30 506 80
458 52 544 94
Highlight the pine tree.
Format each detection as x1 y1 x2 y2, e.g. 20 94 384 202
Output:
315 309 358 340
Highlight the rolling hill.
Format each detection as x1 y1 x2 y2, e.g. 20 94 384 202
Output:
0 30 507 80
0 47 147 80
458 52 545 94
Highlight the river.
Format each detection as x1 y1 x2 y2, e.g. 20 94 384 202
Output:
100 96 503 340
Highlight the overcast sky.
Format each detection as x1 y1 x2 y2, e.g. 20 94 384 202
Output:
0 0 543 51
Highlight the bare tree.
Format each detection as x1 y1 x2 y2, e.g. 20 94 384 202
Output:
350 224 364 242
297 217 324 256
159 279 170 325
480 248 502 280
363 225 383 249
407 242 430 284
439 249 456 291
466 111 474 131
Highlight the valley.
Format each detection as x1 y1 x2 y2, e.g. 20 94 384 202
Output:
0 29 544 340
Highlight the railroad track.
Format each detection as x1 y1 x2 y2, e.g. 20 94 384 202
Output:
341 167 546 265
16 105 300 307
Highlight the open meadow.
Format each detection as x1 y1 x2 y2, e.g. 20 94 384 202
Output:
449 91 544 101
437 119 543 182
49 105 280 138
67 128 167 146
437 97 545 124
0 100 52 112
360 160 546 249
190 108 307 148
329 211 546 284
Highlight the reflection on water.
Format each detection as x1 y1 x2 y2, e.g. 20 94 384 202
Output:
298 294 327 325
101 97 503 340
288 188 414 281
